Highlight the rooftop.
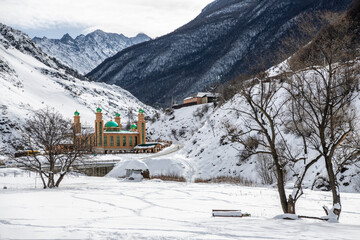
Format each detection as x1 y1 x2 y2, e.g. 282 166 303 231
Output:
184 92 220 99
103 130 139 134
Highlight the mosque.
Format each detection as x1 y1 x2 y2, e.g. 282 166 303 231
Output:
73 107 149 153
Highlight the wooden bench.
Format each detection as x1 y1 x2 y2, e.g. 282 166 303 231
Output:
212 209 251 217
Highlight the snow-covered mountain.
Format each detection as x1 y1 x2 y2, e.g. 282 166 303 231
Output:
33 30 151 74
87 0 351 107
0 23 154 155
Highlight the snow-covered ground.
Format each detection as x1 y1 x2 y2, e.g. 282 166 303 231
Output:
0 169 359 239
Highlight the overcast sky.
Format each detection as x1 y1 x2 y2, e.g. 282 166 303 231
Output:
0 0 214 39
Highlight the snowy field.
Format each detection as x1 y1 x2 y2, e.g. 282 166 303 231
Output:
0 169 360 240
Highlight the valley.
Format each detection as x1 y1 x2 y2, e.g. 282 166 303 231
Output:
0 0 360 238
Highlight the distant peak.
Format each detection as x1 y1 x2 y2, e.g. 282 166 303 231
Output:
33 36 42 41
136 33 147 37
60 33 73 42
135 33 151 40
92 29 105 34
74 34 85 40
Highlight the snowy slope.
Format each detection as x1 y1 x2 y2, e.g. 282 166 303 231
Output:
33 30 151 74
117 103 259 183
147 104 216 143
140 87 360 192
0 24 155 156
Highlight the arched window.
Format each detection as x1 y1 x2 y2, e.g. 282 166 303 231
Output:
99 122 102 145
142 123 145 143
95 125 97 146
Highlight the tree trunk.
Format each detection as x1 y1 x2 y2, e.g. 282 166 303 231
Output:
48 157 56 188
55 173 66 187
274 157 289 214
324 156 342 220
287 195 296 214
47 172 55 188
39 172 47 189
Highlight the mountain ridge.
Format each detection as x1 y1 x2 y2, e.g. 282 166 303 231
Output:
33 30 151 74
87 0 351 107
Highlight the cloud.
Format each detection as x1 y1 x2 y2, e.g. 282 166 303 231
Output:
0 0 213 38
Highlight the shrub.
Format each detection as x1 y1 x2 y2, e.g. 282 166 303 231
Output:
150 173 186 182
194 176 255 186
193 104 209 119
256 155 276 185
163 108 174 116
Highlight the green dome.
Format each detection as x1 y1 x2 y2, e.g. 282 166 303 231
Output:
131 124 137 130
96 107 102 113
115 113 120 117
74 110 79 116
105 121 119 128
139 109 144 114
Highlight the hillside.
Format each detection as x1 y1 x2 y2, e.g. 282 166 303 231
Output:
143 7 360 189
87 0 351 107
33 30 151 74
143 91 360 193
0 23 154 156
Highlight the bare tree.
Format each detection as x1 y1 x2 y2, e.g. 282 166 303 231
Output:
283 12 360 221
125 107 135 130
224 71 312 215
13 108 88 188
227 65 326 214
